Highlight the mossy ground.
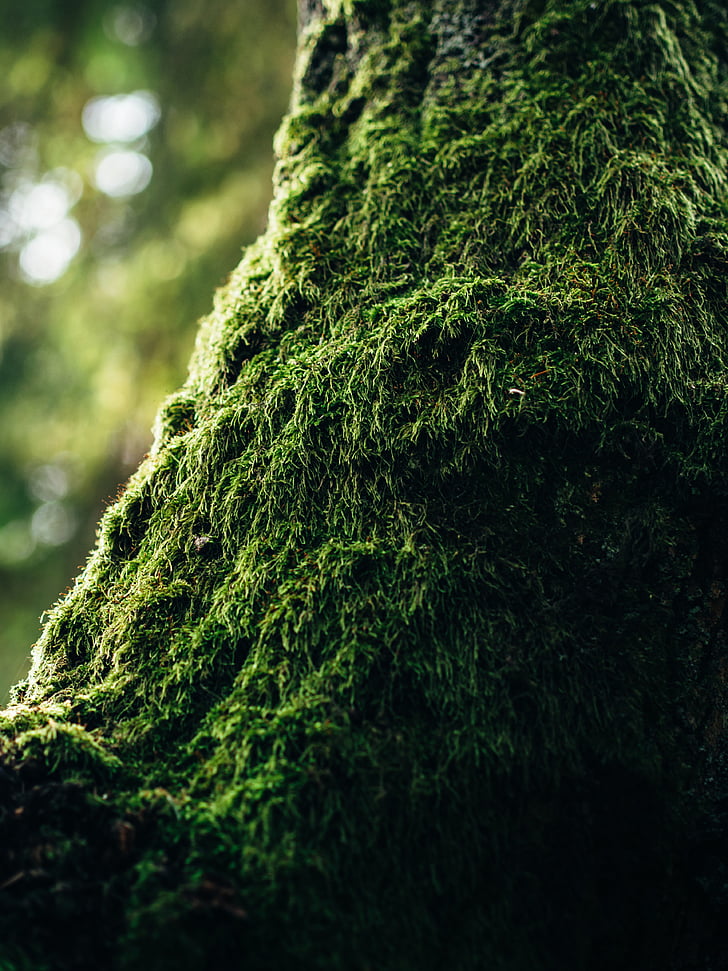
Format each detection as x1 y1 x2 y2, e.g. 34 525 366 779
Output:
2 1 728 968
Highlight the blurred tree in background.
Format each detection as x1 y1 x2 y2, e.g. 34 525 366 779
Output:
0 0 297 695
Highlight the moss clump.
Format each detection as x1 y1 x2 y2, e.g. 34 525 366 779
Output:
2 1 728 968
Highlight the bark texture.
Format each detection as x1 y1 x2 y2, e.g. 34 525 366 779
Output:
2 1 728 968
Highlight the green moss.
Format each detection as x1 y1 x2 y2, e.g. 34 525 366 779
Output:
11 718 123 778
2 0 728 967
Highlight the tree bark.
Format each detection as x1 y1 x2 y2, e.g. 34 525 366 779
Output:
2 1 728 968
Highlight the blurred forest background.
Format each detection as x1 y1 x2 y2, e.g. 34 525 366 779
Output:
0 0 297 697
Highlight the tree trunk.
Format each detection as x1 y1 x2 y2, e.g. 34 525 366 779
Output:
2 1 727 968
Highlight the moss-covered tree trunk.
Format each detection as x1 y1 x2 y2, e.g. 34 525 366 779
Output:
2 1 727 968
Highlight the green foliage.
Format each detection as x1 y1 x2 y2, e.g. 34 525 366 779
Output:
2 0 728 967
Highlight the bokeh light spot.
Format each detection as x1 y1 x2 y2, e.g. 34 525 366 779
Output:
28 462 70 503
31 501 78 547
0 122 36 167
10 181 70 231
19 219 82 285
105 5 156 46
0 520 35 566
82 91 160 144
94 150 153 197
